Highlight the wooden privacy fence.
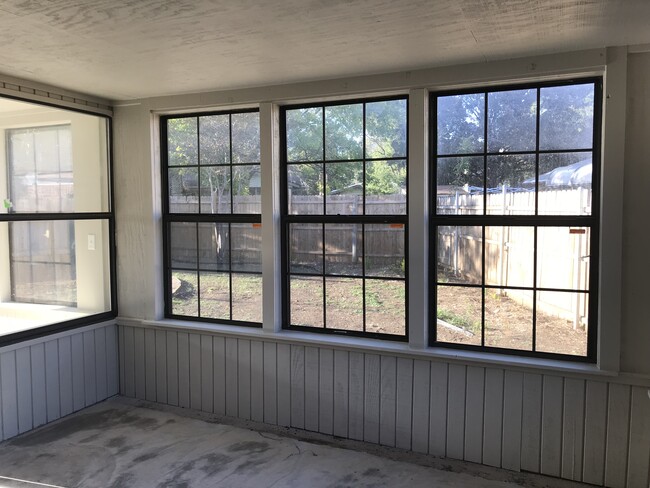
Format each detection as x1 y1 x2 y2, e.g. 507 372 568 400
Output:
437 187 592 328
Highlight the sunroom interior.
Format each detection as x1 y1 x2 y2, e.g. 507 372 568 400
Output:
0 1 649 487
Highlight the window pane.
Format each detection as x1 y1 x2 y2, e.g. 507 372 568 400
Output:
171 270 198 316
290 276 323 327
200 166 231 214
538 152 592 215
540 83 594 150
286 107 323 162
484 288 533 351
290 223 322 274
199 272 230 320
326 162 363 215
436 226 482 285
168 118 198 166
486 155 535 215
436 156 483 215
366 160 406 215
536 291 588 356
365 224 404 278
170 222 196 269
1 218 112 336
199 115 229 165
198 222 229 271
485 226 534 288
366 279 405 336
232 112 260 164
325 104 363 160
231 223 261 273
437 93 484 155
233 166 261 214
168 167 199 213
365 99 407 159
325 277 363 331
325 223 362 276
537 227 590 290
232 273 262 323
287 163 323 214
487 89 537 152
436 285 482 346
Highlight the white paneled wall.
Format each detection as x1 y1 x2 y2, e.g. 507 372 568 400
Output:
0 322 119 441
119 324 650 488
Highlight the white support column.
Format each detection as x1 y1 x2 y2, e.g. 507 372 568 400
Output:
408 89 429 349
260 102 282 333
598 46 627 372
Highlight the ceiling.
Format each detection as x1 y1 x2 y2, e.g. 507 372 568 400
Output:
0 0 649 102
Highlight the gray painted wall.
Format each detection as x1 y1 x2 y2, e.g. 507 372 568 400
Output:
118 323 650 488
0 322 119 442
109 48 650 488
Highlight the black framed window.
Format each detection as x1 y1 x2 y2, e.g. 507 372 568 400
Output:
431 79 601 361
162 110 262 326
281 97 408 340
0 100 115 345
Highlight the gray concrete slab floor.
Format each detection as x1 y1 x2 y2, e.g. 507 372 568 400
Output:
0 397 587 488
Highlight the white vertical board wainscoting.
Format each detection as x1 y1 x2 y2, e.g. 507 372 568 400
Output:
0 322 119 442
118 324 650 488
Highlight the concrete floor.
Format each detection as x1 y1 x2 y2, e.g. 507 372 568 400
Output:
0 397 587 488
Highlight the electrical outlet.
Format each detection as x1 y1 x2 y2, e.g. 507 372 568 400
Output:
88 234 96 251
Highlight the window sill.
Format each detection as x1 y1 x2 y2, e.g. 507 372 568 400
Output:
118 316 633 382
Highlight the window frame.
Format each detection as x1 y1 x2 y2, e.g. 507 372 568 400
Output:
428 77 603 362
279 95 410 341
0 95 117 348
160 108 263 328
